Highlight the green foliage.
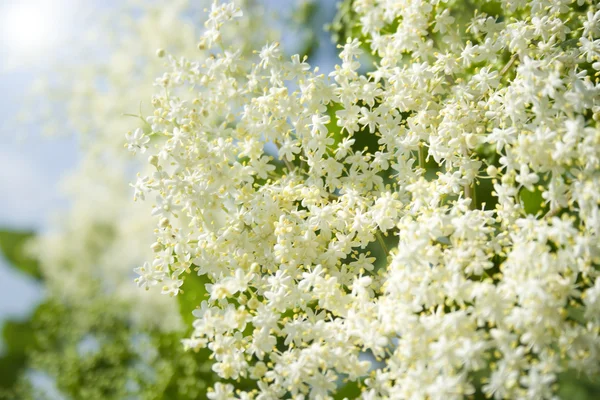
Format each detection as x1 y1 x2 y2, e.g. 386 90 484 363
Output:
0 229 219 399
177 271 210 328
519 186 547 216
558 370 600 400
0 229 41 397
334 379 362 400
24 299 217 400
0 230 41 280
0 319 35 397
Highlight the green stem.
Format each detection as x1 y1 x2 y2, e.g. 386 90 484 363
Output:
500 54 518 77
418 143 426 171
376 232 388 255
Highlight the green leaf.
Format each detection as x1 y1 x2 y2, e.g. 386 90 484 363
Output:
0 319 35 390
326 102 345 152
557 370 600 400
0 230 41 280
519 186 547 216
474 176 498 211
177 272 210 328
334 379 362 400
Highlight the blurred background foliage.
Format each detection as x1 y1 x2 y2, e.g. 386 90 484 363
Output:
1 0 600 398
0 230 228 399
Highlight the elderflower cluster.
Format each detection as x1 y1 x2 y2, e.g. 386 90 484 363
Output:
131 0 600 398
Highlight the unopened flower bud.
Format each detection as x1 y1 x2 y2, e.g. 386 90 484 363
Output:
465 134 478 148
151 242 163 252
148 155 159 166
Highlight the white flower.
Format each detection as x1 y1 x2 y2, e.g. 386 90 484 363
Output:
125 128 150 154
207 383 236 400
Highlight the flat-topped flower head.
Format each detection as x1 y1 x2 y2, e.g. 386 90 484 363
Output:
128 0 600 398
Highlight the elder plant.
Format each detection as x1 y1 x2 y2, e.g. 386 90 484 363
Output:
8 1 281 398
130 0 600 399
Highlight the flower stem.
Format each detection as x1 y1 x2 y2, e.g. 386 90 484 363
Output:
376 232 388 255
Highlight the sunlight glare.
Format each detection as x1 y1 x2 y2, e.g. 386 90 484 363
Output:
0 1 67 60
